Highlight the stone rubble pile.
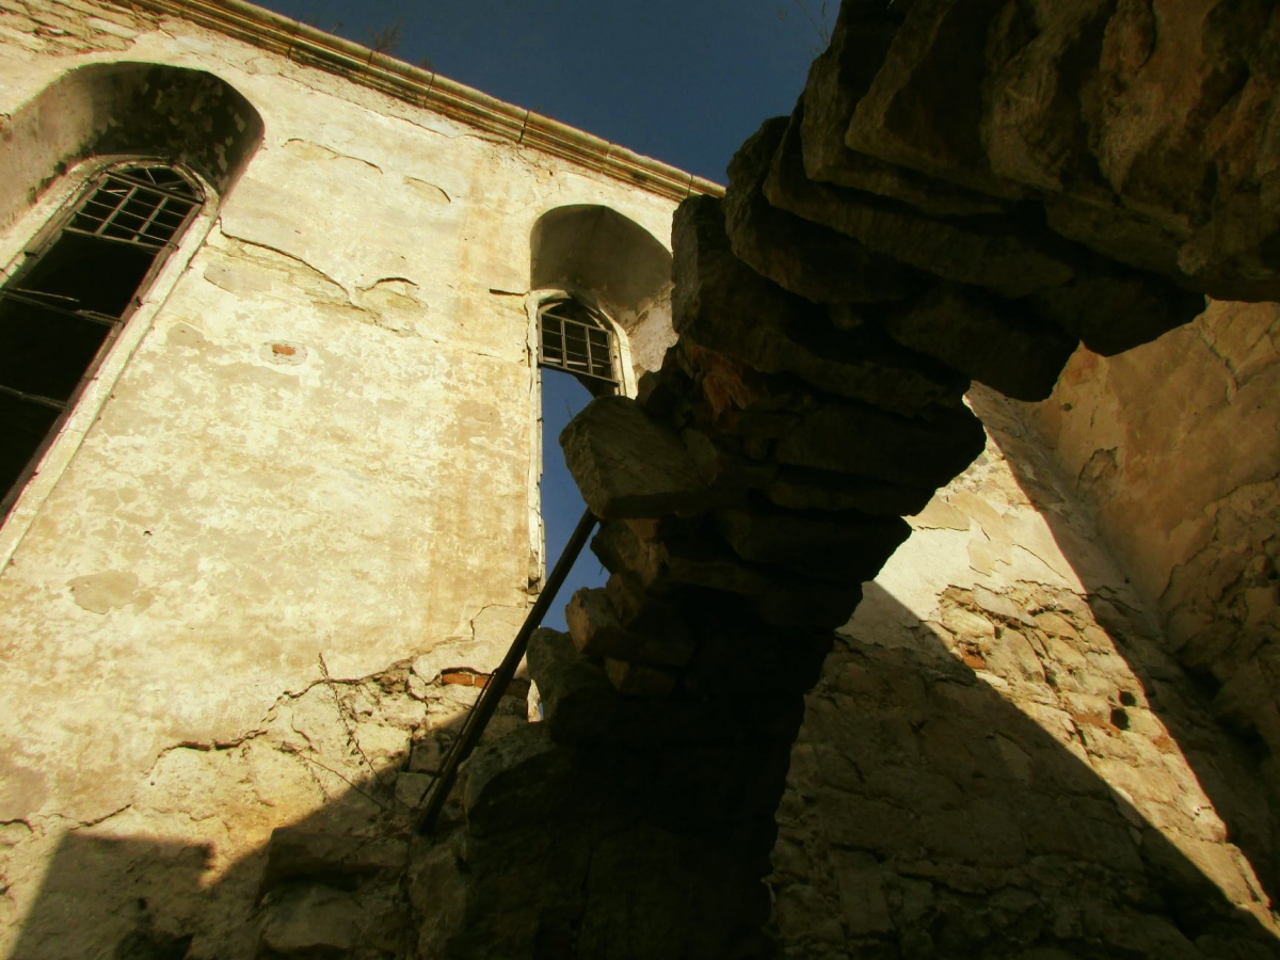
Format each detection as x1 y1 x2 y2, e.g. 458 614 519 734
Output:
417 0 1280 956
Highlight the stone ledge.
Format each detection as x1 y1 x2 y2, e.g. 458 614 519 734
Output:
110 0 723 203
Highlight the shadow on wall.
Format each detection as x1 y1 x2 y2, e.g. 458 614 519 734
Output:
1015 303 1280 882
0 60 264 230
530 205 671 328
1 655 524 960
965 386 1280 904
8 595 1280 957
771 580 1280 959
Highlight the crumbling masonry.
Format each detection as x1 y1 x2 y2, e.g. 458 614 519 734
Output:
424 2 1280 957
1 0 1279 958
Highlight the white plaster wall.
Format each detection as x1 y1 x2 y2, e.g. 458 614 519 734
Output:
0 3 682 950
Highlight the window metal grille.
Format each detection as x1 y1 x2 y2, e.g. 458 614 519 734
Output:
1 163 204 520
65 165 201 249
537 298 617 386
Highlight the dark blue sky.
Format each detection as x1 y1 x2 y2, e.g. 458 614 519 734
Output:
255 0 828 628
541 371 606 629
257 0 827 183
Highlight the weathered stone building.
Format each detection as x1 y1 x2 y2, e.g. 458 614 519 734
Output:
1 0 1278 958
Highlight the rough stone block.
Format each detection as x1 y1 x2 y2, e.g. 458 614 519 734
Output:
1043 191 1187 280
1090 0 1280 300
766 464 935 517
747 577 863 631
565 587 695 667
772 397 988 490
604 658 678 698
1027 270 1207 357
679 601 833 700
768 103 1078 299
592 521 863 629
560 395 708 519
712 505 911 583
881 283 1078 401
844 0 1024 200
525 628 620 743
800 0 1003 217
681 426 778 497
980 1 1114 195
724 115 921 304
590 519 753 596
674 193 968 416
680 341 809 439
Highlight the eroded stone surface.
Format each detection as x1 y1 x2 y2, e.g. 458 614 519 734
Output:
769 387 1280 958
1030 300 1280 863
3 0 1279 957
560 395 708 520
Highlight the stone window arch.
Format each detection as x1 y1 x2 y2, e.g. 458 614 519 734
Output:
529 204 674 393
0 62 263 542
526 204 673 591
0 160 207 520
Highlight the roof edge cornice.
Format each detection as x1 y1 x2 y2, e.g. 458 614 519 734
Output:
113 0 725 202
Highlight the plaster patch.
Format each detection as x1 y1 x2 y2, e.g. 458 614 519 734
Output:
358 278 424 331
282 138 382 174
0 751 48 821
911 496 970 531
204 260 273 298
164 322 212 350
67 571 153 615
402 174 450 205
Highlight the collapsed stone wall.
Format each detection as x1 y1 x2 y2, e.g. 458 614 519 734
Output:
1030 301 1280 812
423 0 1280 956
2 0 1278 956
0 638 534 959
770 389 1278 958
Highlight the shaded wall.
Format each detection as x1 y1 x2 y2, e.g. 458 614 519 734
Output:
769 386 1279 958
1031 302 1280 790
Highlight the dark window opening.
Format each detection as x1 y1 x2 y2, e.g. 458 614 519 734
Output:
537 297 618 392
0 164 202 521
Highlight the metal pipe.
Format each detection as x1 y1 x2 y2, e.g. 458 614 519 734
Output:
415 506 599 835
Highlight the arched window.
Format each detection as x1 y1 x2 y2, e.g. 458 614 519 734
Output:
0 162 204 519
537 296 619 391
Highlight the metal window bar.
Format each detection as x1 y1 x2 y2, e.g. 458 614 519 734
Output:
415 507 599 835
538 303 617 385
66 169 200 250
0 164 203 521
0 288 120 326
0 299 128 520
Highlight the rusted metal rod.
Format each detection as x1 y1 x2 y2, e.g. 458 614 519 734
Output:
415 506 599 835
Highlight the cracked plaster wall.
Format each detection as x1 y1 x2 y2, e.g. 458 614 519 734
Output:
1030 303 1280 794
0 2 680 954
770 387 1279 957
